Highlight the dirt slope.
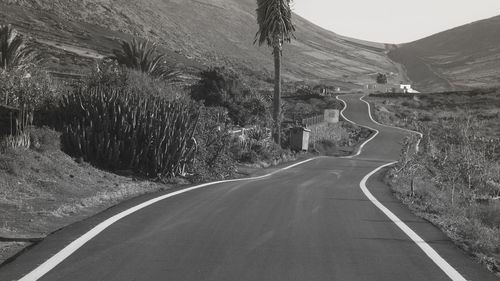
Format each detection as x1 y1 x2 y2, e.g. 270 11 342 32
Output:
0 0 402 88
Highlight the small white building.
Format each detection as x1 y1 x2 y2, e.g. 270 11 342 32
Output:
399 84 419 94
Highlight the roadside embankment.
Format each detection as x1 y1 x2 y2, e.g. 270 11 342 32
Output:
366 91 500 276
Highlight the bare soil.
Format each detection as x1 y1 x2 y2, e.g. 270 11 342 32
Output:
0 148 170 264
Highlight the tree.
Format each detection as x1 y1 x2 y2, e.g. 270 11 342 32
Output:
376 73 388 84
1 24 43 107
190 67 270 126
111 38 179 80
0 24 40 72
255 0 295 145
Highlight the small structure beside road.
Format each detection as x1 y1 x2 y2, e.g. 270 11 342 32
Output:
290 127 311 151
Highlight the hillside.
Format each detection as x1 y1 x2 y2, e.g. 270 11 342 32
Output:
0 0 403 89
389 15 500 92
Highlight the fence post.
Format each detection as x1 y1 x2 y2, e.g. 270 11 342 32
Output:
411 177 415 196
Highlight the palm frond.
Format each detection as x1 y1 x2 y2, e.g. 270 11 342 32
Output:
111 38 180 80
0 24 42 71
254 0 295 48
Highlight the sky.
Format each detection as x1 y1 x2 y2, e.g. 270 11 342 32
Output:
293 0 500 44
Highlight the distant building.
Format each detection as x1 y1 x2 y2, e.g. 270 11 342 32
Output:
399 84 419 94
319 87 341 96
367 83 419 94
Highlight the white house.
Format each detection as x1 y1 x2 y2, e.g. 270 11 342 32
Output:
399 84 419 94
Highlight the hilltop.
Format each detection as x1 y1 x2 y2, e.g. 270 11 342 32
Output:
0 0 403 89
389 15 500 92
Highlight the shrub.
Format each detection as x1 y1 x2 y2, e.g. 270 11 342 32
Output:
231 125 291 165
111 38 179 81
0 67 59 132
0 132 30 151
314 139 337 155
283 95 342 122
58 86 198 179
191 107 236 181
28 126 60 152
0 151 23 176
472 202 500 229
418 114 433 122
190 67 269 126
0 24 43 72
82 60 186 101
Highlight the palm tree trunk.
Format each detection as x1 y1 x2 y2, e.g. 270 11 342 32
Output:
273 46 281 145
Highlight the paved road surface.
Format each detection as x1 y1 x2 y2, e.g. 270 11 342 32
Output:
1 94 497 281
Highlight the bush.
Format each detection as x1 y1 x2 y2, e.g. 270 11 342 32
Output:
84 60 184 101
28 126 60 152
0 151 24 176
111 38 180 81
190 67 270 126
472 202 500 229
314 139 337 155
191 107 236 181
58 86 198 179
0 67 60 133
230 125 292 165
284 95 342 122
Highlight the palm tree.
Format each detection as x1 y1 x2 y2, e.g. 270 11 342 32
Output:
255 0 295 145
0 24 39 72
111 38 179 81
1 24 42 106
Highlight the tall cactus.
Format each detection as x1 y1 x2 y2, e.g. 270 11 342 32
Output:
59 86 199 178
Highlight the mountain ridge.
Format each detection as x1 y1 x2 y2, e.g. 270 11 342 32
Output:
389 15 500 91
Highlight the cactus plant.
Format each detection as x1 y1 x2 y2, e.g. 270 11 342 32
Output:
59 86 199 179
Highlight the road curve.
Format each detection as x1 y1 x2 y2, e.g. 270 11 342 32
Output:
0 94 497 281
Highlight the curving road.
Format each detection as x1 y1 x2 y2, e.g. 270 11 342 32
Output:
1 94 497 281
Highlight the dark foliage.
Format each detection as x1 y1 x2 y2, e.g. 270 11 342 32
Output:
191 107 236 181
111 39 179 81
376 73 388 84
58 86 198 179
190 67 269 126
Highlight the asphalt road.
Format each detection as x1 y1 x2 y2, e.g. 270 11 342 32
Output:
1 94 497 281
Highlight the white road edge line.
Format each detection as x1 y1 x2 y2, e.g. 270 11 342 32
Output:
19 157 319 281
336 95 379 158
361 163 467 281
359 96 423 153
337 94 467 281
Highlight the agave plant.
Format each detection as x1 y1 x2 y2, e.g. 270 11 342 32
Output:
0 24 41 72
111 38 179 80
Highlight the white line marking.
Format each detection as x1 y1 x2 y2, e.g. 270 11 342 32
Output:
359 96 423 152
338 94 466 281
19 158 318 281
336 95 379 158
360 162 467 281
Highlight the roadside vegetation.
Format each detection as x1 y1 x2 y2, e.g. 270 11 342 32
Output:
0 20 372 264
367 90 500 275
255 0 295 145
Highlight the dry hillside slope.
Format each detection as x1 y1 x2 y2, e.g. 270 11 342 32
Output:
389 15 500 92
0 0 402 88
